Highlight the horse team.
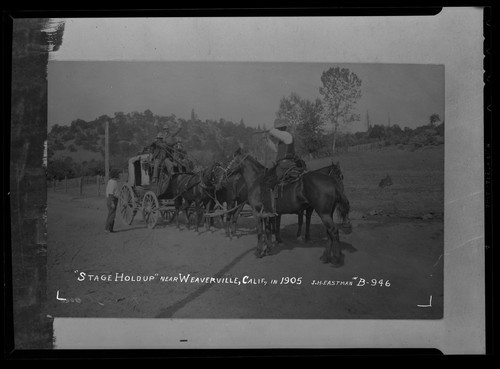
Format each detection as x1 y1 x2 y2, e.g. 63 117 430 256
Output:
156 147 352 267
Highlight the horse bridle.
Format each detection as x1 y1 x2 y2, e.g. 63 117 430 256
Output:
217 153 249 187
329 163 344 181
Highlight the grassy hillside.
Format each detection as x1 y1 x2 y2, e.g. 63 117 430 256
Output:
334 145 444 218
47 109 444 180
47 111 266 179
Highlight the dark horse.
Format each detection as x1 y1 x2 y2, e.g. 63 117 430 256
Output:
224 148 351 266
294 161 351 242
212 161 248 239
149 142 216 232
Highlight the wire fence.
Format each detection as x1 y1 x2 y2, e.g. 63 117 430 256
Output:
49 175 109 196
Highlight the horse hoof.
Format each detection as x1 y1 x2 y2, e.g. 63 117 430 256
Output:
331 260 344 268
331 254 345 268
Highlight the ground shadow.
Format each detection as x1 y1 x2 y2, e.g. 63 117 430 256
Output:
268 223 357 256
112 226 148 233
156 246 256 318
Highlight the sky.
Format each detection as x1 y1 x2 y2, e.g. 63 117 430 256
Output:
48 60 444 133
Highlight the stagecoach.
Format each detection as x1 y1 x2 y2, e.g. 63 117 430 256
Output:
117 152 182 229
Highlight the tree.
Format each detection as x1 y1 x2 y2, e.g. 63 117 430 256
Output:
319 67 362 152
368 124 386 139
276 92 305 133
429 113 441 126
295 98 325 158
275 93 325 158
191 108 199 123
365 110 371 131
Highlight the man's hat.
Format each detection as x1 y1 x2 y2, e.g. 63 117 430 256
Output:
273 118 288 129
156 132 164 139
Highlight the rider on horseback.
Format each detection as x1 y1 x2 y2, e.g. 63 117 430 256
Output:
151 125 185 185
173 139 193 173
264 118 306 192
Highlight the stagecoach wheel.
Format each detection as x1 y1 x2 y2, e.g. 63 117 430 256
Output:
142 191 160 229
118 184 137 225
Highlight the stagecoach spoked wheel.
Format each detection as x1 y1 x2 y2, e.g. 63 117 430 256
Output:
142 191 160 229
118 184 137 226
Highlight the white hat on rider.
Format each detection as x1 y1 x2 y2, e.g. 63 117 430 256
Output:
274 118 288 129
156 132 164 139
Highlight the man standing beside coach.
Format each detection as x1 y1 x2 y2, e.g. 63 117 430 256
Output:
105 169 121 233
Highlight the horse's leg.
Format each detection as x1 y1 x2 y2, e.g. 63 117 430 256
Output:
169 205 178 224
208 200 216 232
318 213 343 267
175 198 183 229
259 217 273 256
304 207 314 242
208 201 215 232
194 202 203 234
204 200 212 231
223 200 230 238
296 210 304 240
254 214 265 258
227 203 235 239
178 199 190 230
275 214 283 244
185 201 192 231
232 202 244 239
269 217 276 248
268 218 274 252
226 210 232 239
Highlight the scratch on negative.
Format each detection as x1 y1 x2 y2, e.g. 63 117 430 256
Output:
433 235 485 267
445 191 483 206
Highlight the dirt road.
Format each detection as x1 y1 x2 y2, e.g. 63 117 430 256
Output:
47 147 444 320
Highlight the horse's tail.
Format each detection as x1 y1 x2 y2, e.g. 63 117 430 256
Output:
335 190 350 223
334 188 352 234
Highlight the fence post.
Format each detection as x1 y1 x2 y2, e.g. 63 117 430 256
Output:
65 176 68 192
53 179 56 192
97 175 100 196
79 177 83 195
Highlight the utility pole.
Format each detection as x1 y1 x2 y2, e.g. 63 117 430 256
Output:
105 119 110 183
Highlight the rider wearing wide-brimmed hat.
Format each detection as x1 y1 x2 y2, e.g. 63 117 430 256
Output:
259 118 306 213
151 126 183 184
264 118 305 185
151 132 168 183
265 118 295 161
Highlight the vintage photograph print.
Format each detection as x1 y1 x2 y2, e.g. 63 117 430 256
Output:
46 61 444 319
